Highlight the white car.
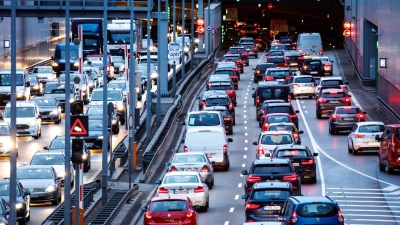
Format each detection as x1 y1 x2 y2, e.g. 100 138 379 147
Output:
347 121 385 155
316 76 349 94
155 171 210 212
253 131 296 159
287 75 317 98
90 87 126 125
31 66 56 84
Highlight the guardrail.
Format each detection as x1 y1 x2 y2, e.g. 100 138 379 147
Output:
41 180 101 225
25 58 52 72
88 184 139 225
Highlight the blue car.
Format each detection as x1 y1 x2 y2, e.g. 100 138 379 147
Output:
279 196 344 225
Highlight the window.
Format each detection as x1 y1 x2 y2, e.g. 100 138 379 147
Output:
186 132 224 145
252 189 291 200
164 175 199 184
33 67 53 73
31 155 65 165
17 168 54 179
335 107 360 114
188 113 220 126
267 115 290 123
87 106 103 115
5 107 35 118
150 200 188 212
45 83 73 94
89 123 103 131
383 128 392 140
321 92 345 98
0 74 24 86
173 155 206 163
266 106 292 114
108 30 131 44
277 150 308 157
31 98 56 106
209 85 231 91
0 125 10 135
294 77 315 83
108 82 126 89
206 98 229 105
252 164 292 174
0 183 21 196
321 80 343 86
296 203 338 217
260 134 293 145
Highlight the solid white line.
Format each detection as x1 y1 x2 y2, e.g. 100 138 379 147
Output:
340 204 400 208
332 191 399 195
349 219 400 222
87 169 101 183
235 195 239 200
296 98 326 195
345 214 400 218
342 209 400 213
330 196 387 199
242 164 245 167
224 221 229 225
229 207 234 212
238 183 242 188
335 200 400 203
327 187 389 191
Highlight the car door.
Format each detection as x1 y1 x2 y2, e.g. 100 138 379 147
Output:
19 182 30 215
380 127 392 162
348 124 358 146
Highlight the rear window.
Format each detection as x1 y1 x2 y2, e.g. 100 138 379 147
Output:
261 88 288 99
296 203 338 217
252 164 292 174
223 56 240 60
279 37 293 43
266 106 293 114
209 76 230 82
304 60 322 65
267 115 290 123
241 44 254 48
209 85 231 90
358 125 384 133
206 98 229 105
150 200 188 212
321 80 343 86
229 48 246 53
188 113 220 126
269 125 295 132
276 149 309 157
268 70 291 76
321 92 346 98
252 189 291 200
270 45 286 51
294 77 315 83
268 58 285 63
258 64 275 71
269 51 284 56
173 154 206 163
215 70 234 75
260 134 293 145
335 107 360 114
186 132 224 145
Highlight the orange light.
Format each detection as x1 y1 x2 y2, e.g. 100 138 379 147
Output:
355 134 365 138
197 18 205 26
343 21 351 29
197 26 205 34
343 30 351 37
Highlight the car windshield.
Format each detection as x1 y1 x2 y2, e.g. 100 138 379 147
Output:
218 63 236 68
4 107 35 118
270 45 286 51
260 134 293 145
17 168 53 179
150 200 188 212
31 155 64 165
0 183 21 196
44 83 73 94
27 76 38 83
209 75 231 82
266 106 292 114
33 67 52 73
173 155 206 163
206 98 229 105
267 115 290 123
215 70 234 75
252 189 291 200
202 91 226 100
89 123 103 131
269 70 290 76
108 82 126 89
86 106 103 115
0 125 10 136
277 150 308 157
359 125 384 133
186 132 223 145
163 175 199 184
296 203 338 217
223 56 240 60
91 90 122 101
294 77 315 83
241 44 254 48
50 139 69 149
209 85 231 90
336 107 360 114
305 60 322 65
252 164 292 174
31 98 56 106
188 113 220 126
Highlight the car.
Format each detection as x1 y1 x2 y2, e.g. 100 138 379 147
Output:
216 61 241 77
28 150 74 187
376 124 400 173
240 40 258 58
227 46 249 66
141 196 199 225
256 99 286 121
155 172 210 211
269 43 286 52
83 66 103 87
90 87 126 125
166 152 215 188
347 121 384 155
0 122 18 157
84 59 112 82
253 63 276 83
136 61 158 87
264 68 292 83
268 145 318 183
279 196 344 225
300 59 325 76
284 51 304 70
83 69 98 93
221 54 244 73
214 67 240 84
31 96 62 124
16 165 62 205
242 182 295 222
59 72 90 104
312 56 334 75
239 25 258 38
43 82 77 113
86 105 120 134
84 120 111 150
182 111 225 132
111 55 125 74
206 74 234 91
252 81 290 109
287 75 317 99
43 136 91 172
253 131 297 159
316 76 349 94
267 122 304 144
197 90 227 111
27 75 44 96
235 18 247 28
204 95 235 121
31 66 56 85
316 89 352 119
267 50 285 58
328 106 367 135
86 54 115 78
0 180 31 225
260 113 293 130
207 82 237 105
278 36 296 50
203 106 234 134
241 158 302 195
267 56 287 68
0 197 9 224
260 103 299 129
238 37 255 45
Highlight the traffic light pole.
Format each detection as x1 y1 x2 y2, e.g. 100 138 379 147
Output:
102 0 109 206
181 0 185 79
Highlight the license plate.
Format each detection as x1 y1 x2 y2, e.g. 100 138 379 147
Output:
343 117 354 121
265 206 281 210
284 43 290 45
246 48 251 51
41 115 48 118
330 100 339 103
31 194 38 198
174 189 188 194
277 79 284 81
291 63 298 66
368 142 379 146
310 71 318 74
184 168 197 171
17 129 25 132
206 153 213 158
293 163 299 166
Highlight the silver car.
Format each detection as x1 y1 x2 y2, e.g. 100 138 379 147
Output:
253 131 296 159
31 66 56 84
166 152 215 188
347 121 385 155
287 75 317 98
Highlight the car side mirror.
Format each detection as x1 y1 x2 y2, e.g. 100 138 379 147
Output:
180 121 185 125
345 82 349 85
241 170 248 175
265 153 271 157
25 81 30 87
375 135 382 142
241 194 249 199
43 146 49 150
197 96 201 100
155 180 161 185
313 153 319 156
211 161 216 165
227 138 233 142
141 206 147 211
295 110 299 113
298 130 304 134
165 162 171 167
331 60 334 63
252 141 258 145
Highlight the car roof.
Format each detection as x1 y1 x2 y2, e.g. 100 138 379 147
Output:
284 51 302 56
253 158 290 165
320 76 344 81
92 87 123 92
229 46 245 49
355 121 385 126
293 75 313 78
175 152 207 156
268 122 297 127
289 196 336 204
188 111 220 115
109 80 125 84
267 68 291 71
18 165 54 169
253 181 292 189
274 144 308 151
224 54 241 57
6 101 37 107
261 130 292 135
33 151 65 156
257 81 282 86
206 95 230 99
266 113 291 117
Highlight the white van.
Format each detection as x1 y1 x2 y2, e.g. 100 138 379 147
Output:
296 33 323 58
182 111 225 132
183 127 233 171
0 69 30 106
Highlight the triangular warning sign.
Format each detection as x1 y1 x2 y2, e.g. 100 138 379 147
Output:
70 116 88 136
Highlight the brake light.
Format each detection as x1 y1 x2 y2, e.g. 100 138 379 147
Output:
301 159 314 165
292 84 300 88
107 65 110 73
264 76 275 81
356 114 365 119
187 212 194 218
194 186 205 193
285 57 290 61
298 56 304 60
342 97 351 103
158 187 169 194
293 134 298 138
285 75 291 80
245 203 260 209
223 144 228 154
253 47 257 50
170 166 179 172
200 165 209 172
331 114 340 121
256 97 260 103
256 70 261 74
263 123 269 132
290 114 298 119
229 103 233 111
257 146 264 155
145 212 152 220
291 211 298 224
303 66 308 70
317 98 327 103
317 87 321 92
247 175 262 183
208 82 212 87
338 210 344 224
283 175 298 181
241 52 248 56
223 117 231 121
355 134 365 138
184 145 188 152
292 42 297 45
326 63 332 66
340 85 347 91
253 30 257 33
235 60 242 64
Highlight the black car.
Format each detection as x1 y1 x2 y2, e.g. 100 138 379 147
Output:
197 90 227 111
227 46 249 66
27 75 44 96
256 99 286 121
253 63 276 83
328 106 366 135
252 81 290 108
278 36 296 50
207 82 237 105
240 42 258 58
284 50 305 70
316 88 352 119
267 145 318 183
264 68 292 84
204 95 235 120
31 96 62 124
203 105 234 134
0 180 31 225
43 135 91 172
241 158 302 195
260 103 299 129
86 105 120 134
84 120 111 150
300 59 325 76
242 182 295 222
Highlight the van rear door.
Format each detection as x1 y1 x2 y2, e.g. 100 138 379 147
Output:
185 130 225 162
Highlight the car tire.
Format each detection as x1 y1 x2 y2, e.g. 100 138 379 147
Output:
51 195 60 206
208 183 213 190
308 95 313 99
55 117 61 124
310 176 317 184
348 144 352 153
84 162 90 172
202 200 209 212
386 160 394 174
255 54 258 59
19 217 27 225
329 126 335 135
120 116 126 125
316 111 321 119
229 128 233 135
33 129 40 139
233 116 236 126
378 158 385 171
71 180 74 188
211 179 214 187
352 145 358 155
291 93 294 99
254 79 258 83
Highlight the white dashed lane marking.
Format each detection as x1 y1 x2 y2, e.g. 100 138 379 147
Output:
242 164 245 167
245 133 248 136
244 121 247 123
224 221 229 225
244 155 247 158
245 140 248 143
229 207 234 212
238 183 242 188
235 195 239 200
244 147 248 151
244 126 247 129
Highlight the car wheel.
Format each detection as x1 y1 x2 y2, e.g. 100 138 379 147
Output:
208 183 213 190
120 116 126 125
233 116 236 126
308 95 313 99
55 117 60 124
310 176 317 184
378 158 385 171
229 128 233 135
33 129 40 139
386 159 394 174
329 126 335 135
84 162 89 172
255 54 258 59
51 195 60 205
224 161 230 171
316 111 321 119
352 144 358 155
211 179 214 187
254 79 258 83
19 217 27 225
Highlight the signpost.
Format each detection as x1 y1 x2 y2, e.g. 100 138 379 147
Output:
207 26 212 33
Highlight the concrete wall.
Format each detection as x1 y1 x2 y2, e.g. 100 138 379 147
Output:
0 17 65 69
345 0 400 120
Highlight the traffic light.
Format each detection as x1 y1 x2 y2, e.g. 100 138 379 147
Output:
71 139 84 164
196 18 205 34
51 22 59 37
343 21 351 37
71 100 84 115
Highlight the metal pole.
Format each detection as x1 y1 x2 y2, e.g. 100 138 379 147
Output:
64 0 72 223
207 0 211 55
102 0 109 206
146 0 152 144
74 163 79 225
128 0 136 189
181 0 186 79
9 0 17 224
156 0 161 126
173 0 176 42
190 0 194 68
172 62 176 96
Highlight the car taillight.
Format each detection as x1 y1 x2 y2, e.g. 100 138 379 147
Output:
340 85 347 91
145 212 152 220
292 84 300 87
286 75 291 80
331 114 340 121
301 159 314 165
338 210 344 224
158 187 169 194
326 63 332 66
317 87 321 92
263 123 269 132
256 97 260 103
292 42 297 45
245 203 260 209
235 60 242 64
252 47 257 50
285 57 290 61
256 70 261 74
257 146 264 154
247 175 262 183
107 65 110 72
355 134 365 138
342 97 351 103
170 166 178 172
253 30 257 33
229 103 233 111
184 145 188 152
200 165 209 172
293 133 298 138
241 52 248 56
208 82 212 86
290 114 298 119
223 144 228 154
194 186 205 193
303 66 308 70
298 56 304 60
356 114 365 119
223 117 231 122
317 98 327 103
320 48 324 55
291 211 298 224
283 175 298 181
264 76 275 81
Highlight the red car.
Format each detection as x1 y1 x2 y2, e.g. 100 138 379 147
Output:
142 196 199 225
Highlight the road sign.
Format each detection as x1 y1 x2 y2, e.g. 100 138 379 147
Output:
207 26 212 33
70 116 89 137
197 26 205 34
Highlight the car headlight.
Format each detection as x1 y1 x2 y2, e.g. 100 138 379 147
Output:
2 142 11 151
16 91 23 97
74 62 79 67
70 98 75 103
57 171 65 178
120 65 125 70
117 105 124 111
98 135 103 140
88 82 94 87
16 203 23 209
50 109 59 115
81 86 87 91
82 154 88 160
52 62 58 67
195 38 199 43
151 72 158 79
184 47 189 52
112 119 118 125
0 221 6 225
33 85 39 89
45 185 56 192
